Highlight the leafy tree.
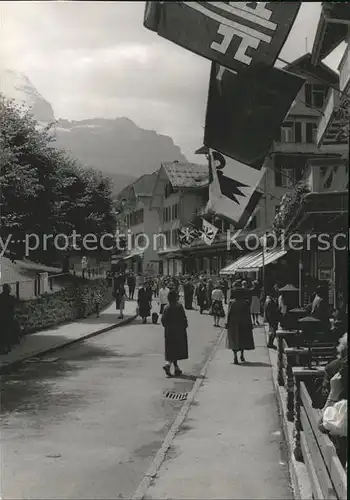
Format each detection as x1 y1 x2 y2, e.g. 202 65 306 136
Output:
0 94 116 264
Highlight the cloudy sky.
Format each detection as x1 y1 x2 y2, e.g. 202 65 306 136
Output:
0 1 345 161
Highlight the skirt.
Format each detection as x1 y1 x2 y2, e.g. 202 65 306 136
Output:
250 295 260 315
116 295 125 310
212 300 225 318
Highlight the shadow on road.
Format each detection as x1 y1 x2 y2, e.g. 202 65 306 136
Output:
236 361 271 367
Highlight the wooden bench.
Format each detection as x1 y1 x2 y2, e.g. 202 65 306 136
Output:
293 368 347 500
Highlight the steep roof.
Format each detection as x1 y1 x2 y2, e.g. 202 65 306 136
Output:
283 53 339 85
133 171 158 196
162 161 208 188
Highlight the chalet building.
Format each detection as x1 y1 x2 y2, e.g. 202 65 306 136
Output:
116 172 159 275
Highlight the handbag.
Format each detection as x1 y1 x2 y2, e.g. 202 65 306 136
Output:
323 399 347 437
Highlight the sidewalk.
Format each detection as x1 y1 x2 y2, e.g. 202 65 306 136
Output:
0 299 137 372
142 326 294 500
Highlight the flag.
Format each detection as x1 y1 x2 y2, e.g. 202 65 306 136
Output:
200 218 218 245
206 149 265 226
204 63 305 169
178 226 198 247
144 2 301 74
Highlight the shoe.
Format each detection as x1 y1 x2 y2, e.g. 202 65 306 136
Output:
240 354 246 363
234 356 239 365
118 315 124 319
163 365 172 377
174 368 182 377
268 344 277 350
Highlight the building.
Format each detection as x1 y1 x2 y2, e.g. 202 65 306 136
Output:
150 161 209 275
218 51 348 284
116 172 160 275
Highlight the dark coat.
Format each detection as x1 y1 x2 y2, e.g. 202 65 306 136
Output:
161 303 188 362
196 284 208 309
137 287 152 318
264 296 280 329
226 295 255 351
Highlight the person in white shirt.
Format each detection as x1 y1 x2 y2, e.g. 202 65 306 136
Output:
211 285 225 327
159 282 170 315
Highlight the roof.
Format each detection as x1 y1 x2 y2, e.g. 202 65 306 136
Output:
162 161 208 189
117 171 158 200
311 4 349 64
220 247 288 275
284 53 339 85
133 171 158 197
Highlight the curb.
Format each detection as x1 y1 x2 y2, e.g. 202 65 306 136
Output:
264 326 312 500
0 314 137 374
131 327 226 500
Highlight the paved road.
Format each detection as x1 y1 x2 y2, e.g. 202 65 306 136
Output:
1 305 222 499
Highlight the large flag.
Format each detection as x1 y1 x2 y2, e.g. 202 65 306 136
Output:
144 2 301 74
206 150 264 226
204 63 305 169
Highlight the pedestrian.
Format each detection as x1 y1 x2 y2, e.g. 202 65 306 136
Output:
196 280 208 314
127 272 136 300
0 284 20 353
310 285 331 333
115 279 126 319
220 277 229 304
159 281 170 315
207 278 214 310
250 280 261 325
183 278 194 310
264 286 280 349
225 281 255 364
211 283 225 327
161 289 188 377
137 280 152 324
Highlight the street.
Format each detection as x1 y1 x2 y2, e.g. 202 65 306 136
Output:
1 304 221 499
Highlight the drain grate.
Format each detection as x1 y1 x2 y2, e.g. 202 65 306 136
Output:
164 391 188 401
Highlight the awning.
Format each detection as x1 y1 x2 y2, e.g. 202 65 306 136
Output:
220 247 288 275
122 250 143 261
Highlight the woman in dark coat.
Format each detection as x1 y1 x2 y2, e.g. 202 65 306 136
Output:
226 282 255 364
137 282 152 324
161 290 188 377
196 281 208 314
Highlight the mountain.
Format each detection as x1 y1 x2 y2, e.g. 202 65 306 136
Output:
0 69 55 123
0 69 187 195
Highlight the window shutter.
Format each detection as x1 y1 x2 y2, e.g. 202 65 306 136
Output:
275 164 282 187
295 122 302 143
304 84 312 106
306 123 313 143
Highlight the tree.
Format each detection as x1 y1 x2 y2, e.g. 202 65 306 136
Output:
0 94 116 263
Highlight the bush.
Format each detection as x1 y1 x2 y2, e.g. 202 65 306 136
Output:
14 278 112 334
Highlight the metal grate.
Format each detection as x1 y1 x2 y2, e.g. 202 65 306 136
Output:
164 391 188 401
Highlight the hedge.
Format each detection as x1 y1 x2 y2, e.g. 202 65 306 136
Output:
14 278 113 335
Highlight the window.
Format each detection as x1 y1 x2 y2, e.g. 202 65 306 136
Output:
165 182 174 198
306 122 317 144
275 165 295 187
281 167 295 188
164 230 171 247
281 122 294 143
304 83 328 109
172 203 179 220
172 229 179 246
294 122 302 143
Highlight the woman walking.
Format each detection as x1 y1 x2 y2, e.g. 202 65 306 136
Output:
211 283 225 327
137 281 152 324
226 281 255 364
161 290 188 377
250 280 261 325
114 275 126 319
